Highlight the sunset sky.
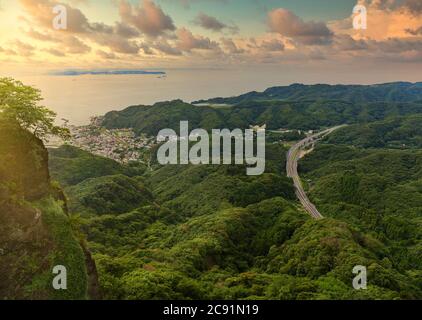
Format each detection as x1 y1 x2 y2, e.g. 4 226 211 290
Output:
0 0 421 79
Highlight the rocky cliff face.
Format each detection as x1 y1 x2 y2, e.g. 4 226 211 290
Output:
0 121 89 300
0 120 50 201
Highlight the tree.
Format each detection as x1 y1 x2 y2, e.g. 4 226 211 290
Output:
0 77 70 140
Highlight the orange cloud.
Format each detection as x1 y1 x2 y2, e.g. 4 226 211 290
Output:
268 8 333 45
330 0 422 41
119 0 175 37
176 28 219 51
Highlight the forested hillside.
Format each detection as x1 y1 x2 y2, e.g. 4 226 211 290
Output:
45 81 422 300
102 83 422 136
48 139 422 299
195 82 422 105
326 114 422 148
300 144 422 293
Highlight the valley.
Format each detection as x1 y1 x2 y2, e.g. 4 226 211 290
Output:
286 126 347 219
47 83 422 300
2 81 422 300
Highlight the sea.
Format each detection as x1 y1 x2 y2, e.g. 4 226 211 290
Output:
10 68 293 126
7 64 419 126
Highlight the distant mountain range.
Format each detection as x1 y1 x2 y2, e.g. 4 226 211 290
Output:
194 82 422 104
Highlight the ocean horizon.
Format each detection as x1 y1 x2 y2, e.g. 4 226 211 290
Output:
7 66 421 126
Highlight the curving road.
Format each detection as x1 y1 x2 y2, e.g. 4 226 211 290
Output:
286 126 346 219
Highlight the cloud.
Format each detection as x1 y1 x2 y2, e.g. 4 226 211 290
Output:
221 38 244 54
369 38 422 53
153 39 182 56
10 40 36 57
406 26 422 35
6 0 422 68
19 0 90 33
20 0 149 55
0 48 18 56
334 34 368 51
330 0 422 41
119 0 176 37
26 28 56 42
114 22 140 38
403 0 422 15
96 50 117 60
44 47 66 57
25 28 91 55
268 8 333 45
359 37 422 62
171 0 230 10
176 27 219 51
194 13 225 31
193 12 238 33
90 33 140 54
61 36 91 54
260 39 285 52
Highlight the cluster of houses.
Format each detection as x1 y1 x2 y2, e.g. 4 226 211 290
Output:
68 117 154 164
63 118 317 164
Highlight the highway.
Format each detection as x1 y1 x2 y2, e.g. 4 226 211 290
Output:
286 126 346 219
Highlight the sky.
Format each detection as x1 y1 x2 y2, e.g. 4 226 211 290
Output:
0 0 421 81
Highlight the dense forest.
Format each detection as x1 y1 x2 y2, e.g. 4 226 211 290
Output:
102 83 422 137
194 82 422 105
66 82 422 299
48 128 422 300
48 143 421 299
2 81 422 300
325 114 422 148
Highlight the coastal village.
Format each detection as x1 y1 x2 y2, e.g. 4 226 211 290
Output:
67 116 155 164
51 117 316 165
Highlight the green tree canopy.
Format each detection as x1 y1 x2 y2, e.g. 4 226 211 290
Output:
0 77 69 140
